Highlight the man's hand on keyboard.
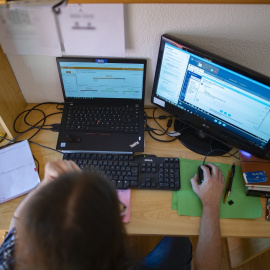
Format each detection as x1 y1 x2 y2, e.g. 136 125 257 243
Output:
42 160 80 186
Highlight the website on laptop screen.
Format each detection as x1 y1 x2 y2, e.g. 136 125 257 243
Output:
59 61 145 100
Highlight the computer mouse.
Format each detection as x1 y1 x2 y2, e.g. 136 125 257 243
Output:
198 165 211 183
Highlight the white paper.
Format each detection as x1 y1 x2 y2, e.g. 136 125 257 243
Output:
58 4 125 57
0 140 40 203
0 6 61 56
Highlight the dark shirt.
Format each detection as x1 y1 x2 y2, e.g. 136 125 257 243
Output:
0 228 15 270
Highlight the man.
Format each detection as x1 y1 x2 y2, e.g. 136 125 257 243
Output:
0 161 224 270
191 163 225 270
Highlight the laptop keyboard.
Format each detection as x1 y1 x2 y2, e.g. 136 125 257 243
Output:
63 153 180 191
65 105 139 134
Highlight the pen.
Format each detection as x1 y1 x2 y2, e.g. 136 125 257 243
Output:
227 163 235 197
223 170 231 204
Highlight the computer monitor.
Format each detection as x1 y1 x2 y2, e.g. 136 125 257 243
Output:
151 34 270 159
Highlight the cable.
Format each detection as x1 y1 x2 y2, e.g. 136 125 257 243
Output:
22 102 62 127
0 102 63 151
151 107 171 136
56 103 64 110
0 133 7 143
13 108 46 133
147 131 178 143
29 141 63 154
0 135 63 155
202 148 240 165
144 107 177 143
33 155 40 174
12 103 63 142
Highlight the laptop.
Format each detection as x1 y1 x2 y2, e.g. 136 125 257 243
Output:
56 57 147 153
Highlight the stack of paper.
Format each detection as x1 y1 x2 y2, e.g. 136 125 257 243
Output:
172 158 262 219
0 140 40 204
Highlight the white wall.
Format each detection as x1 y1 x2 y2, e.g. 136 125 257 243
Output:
6 4 270 105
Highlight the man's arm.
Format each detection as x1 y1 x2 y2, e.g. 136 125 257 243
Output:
9 160 80 230
190 163 225 270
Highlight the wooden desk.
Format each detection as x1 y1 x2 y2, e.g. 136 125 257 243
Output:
0 103 269 239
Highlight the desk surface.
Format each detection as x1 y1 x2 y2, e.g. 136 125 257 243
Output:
0 104 269 237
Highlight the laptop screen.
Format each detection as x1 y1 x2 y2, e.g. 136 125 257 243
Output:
57 58 146 100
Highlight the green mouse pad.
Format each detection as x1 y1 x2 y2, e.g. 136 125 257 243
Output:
172 158 262 219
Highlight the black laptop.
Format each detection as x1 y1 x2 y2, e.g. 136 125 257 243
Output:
56 57 147 153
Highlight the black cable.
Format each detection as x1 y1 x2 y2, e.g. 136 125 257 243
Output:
29 141 63 154
144 107 175 139
147 131 178 143
13 103 62 142
13 108 47 142
25 112 62 131
151 107 170 136
0 133 21 150
13 108 46 133
202 148 240 165
56 103 64 110
33 155 40 174
0 133 7 143
22 103 62 128
24 106 62 129
0 135 63 155
1 102 63 150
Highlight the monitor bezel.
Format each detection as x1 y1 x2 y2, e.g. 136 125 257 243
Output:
151 34 270 159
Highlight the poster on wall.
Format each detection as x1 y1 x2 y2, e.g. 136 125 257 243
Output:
0 6 61 56
58 4 125 57
0 4 125 57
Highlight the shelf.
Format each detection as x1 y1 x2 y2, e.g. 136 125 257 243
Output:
67 0 270 3
1 0 270 5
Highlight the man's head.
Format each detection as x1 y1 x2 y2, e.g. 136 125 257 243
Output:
16 171 130 270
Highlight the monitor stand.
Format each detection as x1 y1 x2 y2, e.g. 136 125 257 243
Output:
174 119 232 156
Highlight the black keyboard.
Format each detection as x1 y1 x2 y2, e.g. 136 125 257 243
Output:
65 105 139 134
63 153 180 191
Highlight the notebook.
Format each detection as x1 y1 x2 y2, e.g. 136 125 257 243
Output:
56 57 147 153
240 150 270 197
0 140 40 204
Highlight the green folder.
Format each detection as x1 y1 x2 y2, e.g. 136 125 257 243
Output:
172 158 262 219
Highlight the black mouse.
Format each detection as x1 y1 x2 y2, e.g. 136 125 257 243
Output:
198 164 211 183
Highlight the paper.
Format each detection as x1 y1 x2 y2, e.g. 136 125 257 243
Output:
117 189 131 223
0 140 40 203
0 6 61 56
58 4 125 56
172 158 262 219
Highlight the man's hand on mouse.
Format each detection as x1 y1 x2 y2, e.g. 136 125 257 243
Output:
191 163 225 210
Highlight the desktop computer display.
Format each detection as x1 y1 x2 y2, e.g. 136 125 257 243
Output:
151 34 270 158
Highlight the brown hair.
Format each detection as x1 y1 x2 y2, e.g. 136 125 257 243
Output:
16 171 132 270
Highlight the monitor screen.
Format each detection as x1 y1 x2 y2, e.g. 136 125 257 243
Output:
151 34 270 159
